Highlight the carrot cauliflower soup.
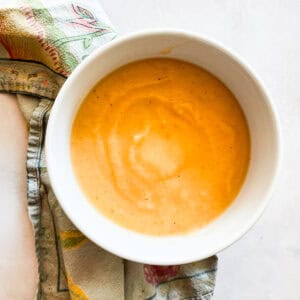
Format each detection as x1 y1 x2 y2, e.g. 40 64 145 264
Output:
71 58 250 235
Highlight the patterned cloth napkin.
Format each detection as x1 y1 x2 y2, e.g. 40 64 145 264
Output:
0 1 218 299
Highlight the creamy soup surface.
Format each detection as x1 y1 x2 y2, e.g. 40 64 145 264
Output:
71 58 250 235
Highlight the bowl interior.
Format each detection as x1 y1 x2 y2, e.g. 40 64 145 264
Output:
46 31 279 264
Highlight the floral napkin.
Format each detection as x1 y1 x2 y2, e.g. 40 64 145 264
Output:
0 0 218 299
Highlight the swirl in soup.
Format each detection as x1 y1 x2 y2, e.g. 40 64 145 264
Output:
71 58 250 235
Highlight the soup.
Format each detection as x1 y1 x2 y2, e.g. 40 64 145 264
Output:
71 58 250 235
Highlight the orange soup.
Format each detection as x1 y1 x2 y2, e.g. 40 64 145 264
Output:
71 58 250 235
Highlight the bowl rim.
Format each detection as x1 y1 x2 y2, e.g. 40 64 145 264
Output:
46 28 281 264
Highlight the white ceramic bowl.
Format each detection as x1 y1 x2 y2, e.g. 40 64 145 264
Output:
46 30 280 265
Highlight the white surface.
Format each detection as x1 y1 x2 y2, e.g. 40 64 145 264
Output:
47 30 279 265
98 1 300 299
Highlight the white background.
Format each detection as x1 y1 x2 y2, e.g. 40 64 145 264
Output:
100 1 300 299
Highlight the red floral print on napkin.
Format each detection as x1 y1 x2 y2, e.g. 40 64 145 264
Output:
144 265 180 285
